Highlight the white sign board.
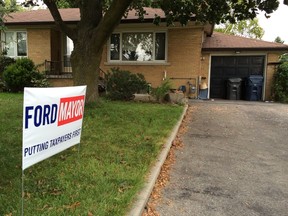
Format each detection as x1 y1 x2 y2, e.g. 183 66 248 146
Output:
22 86 87 170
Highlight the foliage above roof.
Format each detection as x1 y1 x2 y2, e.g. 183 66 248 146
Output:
20 0 280 26
155 0 279 25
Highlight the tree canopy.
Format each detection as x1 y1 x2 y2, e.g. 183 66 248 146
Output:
274 36 285 44
215 19 265 39
55 0 78 8
3 0 281 102
0 0 19 29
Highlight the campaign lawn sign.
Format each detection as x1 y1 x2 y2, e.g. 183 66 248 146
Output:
22 86 87 170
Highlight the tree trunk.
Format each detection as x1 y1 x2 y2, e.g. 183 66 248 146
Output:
44 0 135 103
70 34 104 103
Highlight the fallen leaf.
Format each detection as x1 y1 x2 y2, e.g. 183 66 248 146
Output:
64 201 81 209
50 188 62 196
22 192 31 199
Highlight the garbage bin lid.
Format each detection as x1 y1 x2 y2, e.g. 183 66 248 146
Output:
248 75 263 78
247 75 263 80
228 78 242 83
246 75 263 84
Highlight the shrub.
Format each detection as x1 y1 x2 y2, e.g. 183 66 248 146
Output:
0 56 15 75
3 58 49 92
151 79 172 102
0 56 15 91
0 79 6 92
272 62 288 103
106 68 148 100
280 53 288 63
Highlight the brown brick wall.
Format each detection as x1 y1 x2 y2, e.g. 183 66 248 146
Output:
27 28 51 70
199 53 211 97
200 53 210 79
168 27 203 90
265 53 282 101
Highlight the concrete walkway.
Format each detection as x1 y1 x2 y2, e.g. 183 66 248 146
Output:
155 100 288 216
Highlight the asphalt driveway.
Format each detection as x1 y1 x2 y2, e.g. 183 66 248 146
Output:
155 100 288 216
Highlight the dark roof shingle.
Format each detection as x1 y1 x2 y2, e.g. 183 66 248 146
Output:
203 32 288 51
4 7 165 25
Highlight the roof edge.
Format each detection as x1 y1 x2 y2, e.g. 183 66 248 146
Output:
202 47 288 52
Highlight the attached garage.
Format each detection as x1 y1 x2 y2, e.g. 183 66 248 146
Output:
202 32 288 101
210 55 265 99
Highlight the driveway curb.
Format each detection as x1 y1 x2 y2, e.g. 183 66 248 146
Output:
127 104 188 216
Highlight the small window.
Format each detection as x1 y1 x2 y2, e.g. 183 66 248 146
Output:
155 33 166 60
109 31 167 62
17 32 27 56
2 31 27 58
110 33 120 60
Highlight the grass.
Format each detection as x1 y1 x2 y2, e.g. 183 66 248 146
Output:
0 93 184 216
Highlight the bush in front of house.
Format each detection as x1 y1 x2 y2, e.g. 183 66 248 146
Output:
0 55 16 91
106 68 148 100
273 55 288 103
0 56 15 74
3 58 49 92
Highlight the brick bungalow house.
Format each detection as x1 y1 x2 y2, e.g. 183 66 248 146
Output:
2 8 288 100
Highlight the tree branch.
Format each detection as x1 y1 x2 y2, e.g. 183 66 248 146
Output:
78 0 102 28
43 0 77 41
92 0 134 48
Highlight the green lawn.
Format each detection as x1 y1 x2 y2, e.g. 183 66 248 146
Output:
0 93 183 216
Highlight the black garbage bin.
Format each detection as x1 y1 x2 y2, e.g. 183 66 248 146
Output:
245 75 263 101
226 78 242 100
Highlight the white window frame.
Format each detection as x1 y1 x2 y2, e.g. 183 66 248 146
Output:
1 30 28 58
63 36 73 69
108 30 168 64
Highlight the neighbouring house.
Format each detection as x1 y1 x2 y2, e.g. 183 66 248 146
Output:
2 8 288 100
